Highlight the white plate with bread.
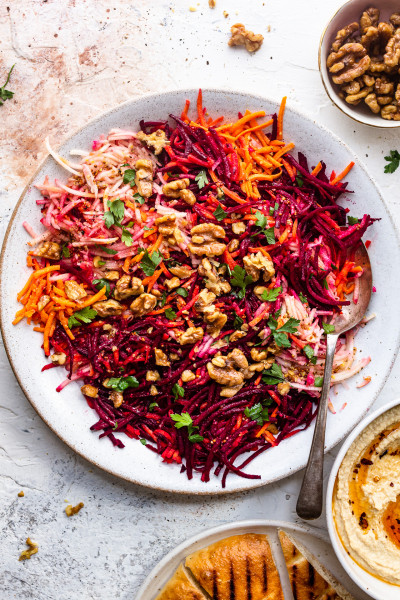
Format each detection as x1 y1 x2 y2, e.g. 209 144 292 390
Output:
136 519 372 599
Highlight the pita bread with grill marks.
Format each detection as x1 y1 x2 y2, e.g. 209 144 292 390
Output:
278 531 354 600
155 563 208 600
185 533 284 600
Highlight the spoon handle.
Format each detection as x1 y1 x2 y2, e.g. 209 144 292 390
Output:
296 333 339 520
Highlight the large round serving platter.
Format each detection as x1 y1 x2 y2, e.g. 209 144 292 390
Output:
1 88 399 494
135 519 373 600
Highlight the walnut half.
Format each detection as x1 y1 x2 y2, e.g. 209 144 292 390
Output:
228 23 264 53
189 223 226 257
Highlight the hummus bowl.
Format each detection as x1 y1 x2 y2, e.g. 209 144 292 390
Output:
327 398 400 600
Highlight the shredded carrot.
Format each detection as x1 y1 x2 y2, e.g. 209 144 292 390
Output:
196 89 206 127
43 311 56 356
230 111 266 135
59 310 75 340
277 96 287 140
331 161 355 185
149 233 163 256
223 248 237 270
181 99 190 122
78 287 106 308
311 161 322 176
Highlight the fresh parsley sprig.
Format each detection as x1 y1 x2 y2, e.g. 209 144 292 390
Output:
104 199 125 228
170 412 204 443
384 150 400 174
244 403 269 426
255 210 276 244
230 265 253 299
195 170 209 189
267 315 300 348
262 363 285 385
68 307 97 328
0 64 15 106
140 250 162 276
107 375 139 391
213 204 227 221
261 286 282 302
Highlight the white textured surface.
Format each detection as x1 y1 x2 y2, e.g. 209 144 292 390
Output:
1 1 400 598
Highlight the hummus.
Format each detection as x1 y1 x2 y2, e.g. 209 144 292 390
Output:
333 405 400 585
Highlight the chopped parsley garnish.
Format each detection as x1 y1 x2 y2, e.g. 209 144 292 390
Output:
0 64 15 106
172 383 185 399
149 402 159 411
323 278 329 290
275 317 300 334
195 170 209 189
121 228 133 247
255 211 275 244
165 308 177 320
133 192 145 204
170 412 204 443
233 315 244 330
261 286 281 302
140 439 147 445
264 227 276 245
244 402 269 426
92 278 111 297
384 150 400 174
123 169 136 186
314 376 324 387
140 250 162 276
269 202 279 216
230 265 253 299
104 211 115 229
97 245 118 255
176 287 188 298
68 307 97 328
213 204 227 221
61 244 70 258
295 174 304 187
299 292 308 304
104 198 125 228
323 322 335 335
304 344 317 364
262 363 285 385
347 216 359 225
255 211 268 229
267 316 300 348
107 375 139 391
159 291 167 307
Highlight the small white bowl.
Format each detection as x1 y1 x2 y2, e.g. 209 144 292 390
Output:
319 0 400 128
326 398 400 600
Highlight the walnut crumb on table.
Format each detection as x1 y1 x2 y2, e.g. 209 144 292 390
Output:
19 538 38 561
65 502 84 517
17 491 24 497
228 23 264 53
208 0 216 7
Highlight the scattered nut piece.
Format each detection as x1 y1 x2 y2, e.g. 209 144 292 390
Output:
110 391 123 408
189 223 226 257
19 538 38 561
243 251 275 282
169 265 192 279
114 275 144 300
65 502 84 517
136 129 169 155
18 491 24 497
64 280 87 301
31 241 61 260
277 381 290 395
130 293 157 316
155 348 170 367
135 159 153 198
165 276 181 291
81 385 98 398
228 23 264 53
146 370 160 382
179 327 204 345
150 385 158 396
50 352 67 366
37 295 50 312
93 299 123 317
182 369 196 382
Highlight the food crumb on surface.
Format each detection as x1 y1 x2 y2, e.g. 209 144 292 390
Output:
223 10 229 18
208 0 216 7
17 491 24 497
19 538 38 561
189 6 197 11
228 23 264 53
65 502 84 517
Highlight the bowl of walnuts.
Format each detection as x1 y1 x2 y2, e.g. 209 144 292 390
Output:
319 0 400 127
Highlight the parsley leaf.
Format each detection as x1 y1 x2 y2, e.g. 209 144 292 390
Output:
159 291 167 307
233 315 244 330
61 244 70 258
68 307 97 328
121 228 133 247
195 170 209 189
255 211 268 229
213 204 227 221
176 287 188 298
262 363 284 385
140 439 147 445
107 375 139 391
92 278 111 297
276 318 300 334
314 376 324 387
104 211 115 229
0 64 15 106
140 250 162 276
304 344 317 364
165 308 177 320
261 286 282 302
264 226 276 245
273 332 292 348
149 402 159 411
347 216 359 225
97 246 118 255
323 278 329 290
384 150 400 174
188 431 205 443
230 265 253 299
170 412 204 443
323 322 335 335
123 169 136 186
244 403 269 426
269 202 279 216
172 383 185 399
295 174 304 187
133 192 145 205
299 292 308 304
108 198 125 224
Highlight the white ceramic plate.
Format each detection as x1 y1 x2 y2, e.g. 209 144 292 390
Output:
1 89 399 494
327 398 400 600
135 519 373 600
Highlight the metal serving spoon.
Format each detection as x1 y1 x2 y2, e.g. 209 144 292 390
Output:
296 242 372 520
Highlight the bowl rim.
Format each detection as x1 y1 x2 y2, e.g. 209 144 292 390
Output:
326 396 400 599
318 0 400 129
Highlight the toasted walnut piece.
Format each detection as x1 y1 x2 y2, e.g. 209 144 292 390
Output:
377 94 393 105
211 355 226 367
378 21 395 49
345 85 373 105
114 275 144 300
149 385 158 396
250 348 268 361
64 280 87 301
181 369 195 383
228 238 239 252
50 352 67 366
253 285 268 300
37 295 50 312
102 270 119 281
81 384 98 398
375 75 394 94
341 78 362 94
381 103 400 120
169 264 192 279
136 129 169 155
93 299 124 317
221 383 245 397
203 306 227 338
232 221 246 234
365 93 380 113
19 538 38 561
165 277 180 291
189 222 226 257
154 348 170 366
360 25 379 50
363 73 375 86
369 56 394 72
327 43 370 84
32 241 61 260
195 288 216 312
209 0 216 7
110 391 124 408
360 7 379 33
229 330 246 342
243 251 275 282
180 188 197 205
396 83 400 103
155 213 176 236
228 23 264 53
198 258 231 296
207 360 243 387
146 370 160 382
130 293 157 316
207 348 251 395
277 381 290 395
162 178 190 198
179 327 204 345
65 502 84 517
135 159 153 198
331 22 359 52
385 32 400 67
390 12 400 27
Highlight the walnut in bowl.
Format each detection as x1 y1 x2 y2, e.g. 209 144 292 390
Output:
319 0 400 127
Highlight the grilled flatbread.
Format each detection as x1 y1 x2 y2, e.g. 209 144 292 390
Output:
278 531 354 600
155 563 208 600
185 533 284 600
